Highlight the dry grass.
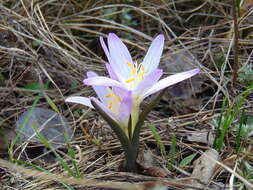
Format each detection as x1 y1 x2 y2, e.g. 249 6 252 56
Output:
0 0 253 189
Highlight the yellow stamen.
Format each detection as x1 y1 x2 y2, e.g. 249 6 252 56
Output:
105 93 113 98
126 62 135 70
105 88 122 110
125 77 135 83
124 62 146 85
138 72 144 80
108 100 113 109
116 96 121 102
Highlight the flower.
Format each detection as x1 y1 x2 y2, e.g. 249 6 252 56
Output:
66 71 132 136
85 33 200 99
66 33 200 172
83 33 200 127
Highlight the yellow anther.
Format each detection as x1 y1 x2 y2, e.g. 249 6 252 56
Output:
107 100 113 109
105 93 113 98
125 77 135 83
138 72 144 80
124 62 146 85
126 62 135 70
130 68 137 74
105 88 122 111
116 96 121 102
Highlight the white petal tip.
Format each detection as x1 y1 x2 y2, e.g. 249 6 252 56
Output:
65 96 94 108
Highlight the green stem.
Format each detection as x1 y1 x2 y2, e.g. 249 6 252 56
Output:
124 145 138 172
129 89 167 171
132 89 167 149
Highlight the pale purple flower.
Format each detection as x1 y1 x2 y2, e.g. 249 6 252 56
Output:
84 33 200 101
83 33 200 126
66 33 200 171
66 72 132 136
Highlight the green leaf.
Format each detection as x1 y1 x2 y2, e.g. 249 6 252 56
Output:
170 135 177 166
102 7 117 20
33 124 76 177
44 94 60 113
32 40 42 47
179 153 197 167
247 117 253 126
236 0 241 17
68 147 81 178
213 84 253 152
24 82 46 90
149 125 165 155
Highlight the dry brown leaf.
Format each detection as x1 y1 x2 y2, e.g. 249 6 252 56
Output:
137 150 168 178
240 0 253 17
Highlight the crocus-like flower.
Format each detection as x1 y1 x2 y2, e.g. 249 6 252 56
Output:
66 33 200 172
83 33 200 128
66 71 132 137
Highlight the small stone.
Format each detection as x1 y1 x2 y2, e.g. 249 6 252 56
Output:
186 149 219 190
16 107 73 148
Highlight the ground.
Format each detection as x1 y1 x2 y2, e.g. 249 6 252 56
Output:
0 0 253 190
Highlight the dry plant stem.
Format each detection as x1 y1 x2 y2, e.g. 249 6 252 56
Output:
232 0 239 83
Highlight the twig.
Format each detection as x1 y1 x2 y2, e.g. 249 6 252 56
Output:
232 0 239 83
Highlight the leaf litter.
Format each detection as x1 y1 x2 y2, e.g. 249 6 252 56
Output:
0 0 253 190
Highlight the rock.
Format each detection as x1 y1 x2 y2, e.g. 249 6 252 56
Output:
186 149 219 190
163 50 203 99
16 107 73 148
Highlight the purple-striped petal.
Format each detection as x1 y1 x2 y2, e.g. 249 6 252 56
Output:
143 68 200 98
119 90 132 123
134 69 163 98
87 72 108 104
83 76 127 89
108 33 132 79
65 96 94 108
143 34 164 73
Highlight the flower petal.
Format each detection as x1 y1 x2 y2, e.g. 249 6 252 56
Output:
90 97 118 122
143 68 200 98
83 76 127 89
106 63 118 81
119 90 132 124
87 72 109 104
108 33 132 80
134 69 163 99
143 34 164 73
65 96 94 108
99 36 112 63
